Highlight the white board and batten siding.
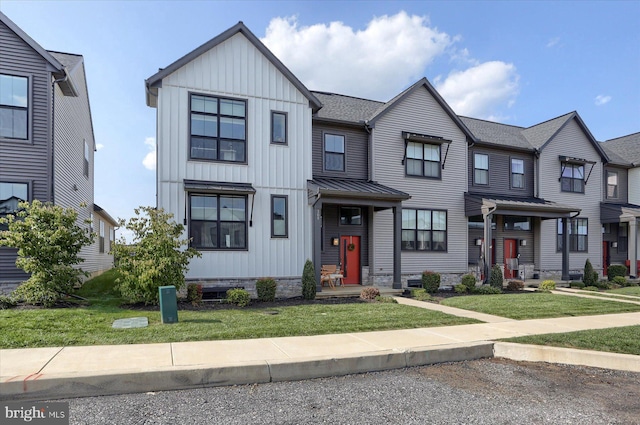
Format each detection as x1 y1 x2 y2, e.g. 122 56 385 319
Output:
371 87 468 275
156 33 313 280
538 119 603 272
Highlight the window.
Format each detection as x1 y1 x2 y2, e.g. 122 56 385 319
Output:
402 209 447 251
618 223 628 253
504 216 531 231
468 215 496 230
406 142 440 178
271 195 287 238
557 218 588 252
511 159 524 188
324 133 345 171
89 212 94 235
189 194 247 249
606 171 618 199
190 94 246 162
271 111 287 144
340 207 361 225
474 153 489 185
561 163 584 193
109 228 115 251
99 220 105 253
83 140 89 177
0 74 28 140
0 182 28 222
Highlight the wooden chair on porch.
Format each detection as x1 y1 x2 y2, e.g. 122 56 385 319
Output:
321 265 340 289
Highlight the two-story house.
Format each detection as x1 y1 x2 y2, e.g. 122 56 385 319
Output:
0 12 114 287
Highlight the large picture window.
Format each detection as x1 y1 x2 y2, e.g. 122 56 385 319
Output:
402 209 447 251
190 94 246 162
557 218 588 252
511 158 524 189
190 194 247 249
0 74 28 140
271 195 288 238
324 133 345 171
561 163 584 193
474 153 489 185
406 142 440 178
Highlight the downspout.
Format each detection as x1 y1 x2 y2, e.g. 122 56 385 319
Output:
364 120 372 181
51 72 68 204
534 148 541 198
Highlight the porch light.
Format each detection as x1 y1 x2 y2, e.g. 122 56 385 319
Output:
520 240 527 247
611 241 618 248
332 237 340 246
475 238 483 246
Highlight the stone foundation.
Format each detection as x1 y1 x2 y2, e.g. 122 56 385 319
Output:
186 277 303 299
0 282 20 296
370 272 473 289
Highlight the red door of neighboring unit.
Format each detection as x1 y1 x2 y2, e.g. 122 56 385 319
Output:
603 241 609 276
340 235 361 285
504 239 518 279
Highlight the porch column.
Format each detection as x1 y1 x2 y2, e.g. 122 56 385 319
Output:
313 201 323 292
630 219 638 277
392 203 402 289
481 206 493 284
561 217 570 281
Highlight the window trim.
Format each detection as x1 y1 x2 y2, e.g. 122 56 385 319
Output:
473 152 489 186
188 193 248 251
0 73 30 142
270 111 287 145
270 195 288 238
323 132 346 172
188 92 248 164
405 141 442 180
401 208 448 252
510 157 525 189
557 217 588 253
606 170 618 199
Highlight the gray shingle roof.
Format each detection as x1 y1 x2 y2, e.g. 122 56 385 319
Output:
312 92 383 124
48 51 83 70
601 133 640 166
459 117 531 149
521 112 575 149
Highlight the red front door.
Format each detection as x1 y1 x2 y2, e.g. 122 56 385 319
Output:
504 239 518 279
603 241 609 276
340 235 361 285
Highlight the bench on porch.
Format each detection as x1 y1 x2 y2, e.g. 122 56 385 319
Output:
320 265 343 289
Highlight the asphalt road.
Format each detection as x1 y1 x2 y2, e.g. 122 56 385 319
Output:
63 359 640 424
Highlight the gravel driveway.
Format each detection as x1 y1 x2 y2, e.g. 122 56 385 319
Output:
65 359 640 424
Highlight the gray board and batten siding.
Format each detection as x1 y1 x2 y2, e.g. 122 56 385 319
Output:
312 122 369 180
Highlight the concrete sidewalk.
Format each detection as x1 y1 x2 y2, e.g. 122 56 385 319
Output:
2 294 640 401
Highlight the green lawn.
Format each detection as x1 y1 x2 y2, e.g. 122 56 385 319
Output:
502 325 640 356
441 292 640 320
608 286 640 296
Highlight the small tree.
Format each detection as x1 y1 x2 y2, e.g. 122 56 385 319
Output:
302 259 316 300
0 200 94 307
489 265 504 289
112 206 201 305
583 259 598 286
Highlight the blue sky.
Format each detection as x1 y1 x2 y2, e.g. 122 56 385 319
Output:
1 0 638 239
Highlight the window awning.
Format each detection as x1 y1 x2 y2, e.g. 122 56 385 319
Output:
465 193 580 219
402 131 453 169
183 179 256 194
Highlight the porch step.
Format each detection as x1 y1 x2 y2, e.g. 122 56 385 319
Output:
315 286 403 299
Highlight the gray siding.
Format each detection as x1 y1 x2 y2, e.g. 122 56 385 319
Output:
0 20 53 282
603 165 628 204
468 146 534 197
321 204 369 267
603 223 628 266
312 122 368 179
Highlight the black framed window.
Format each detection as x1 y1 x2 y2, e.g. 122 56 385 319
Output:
190 94 246 162
561 163 584 193
402 209 447 251
504 216 530 231
84 140 89 177
618 223 628 253
0 181 28 215
189 194 247 249
0 74 28 140
324 133 345 171
99 220 105 253
271 111 287 144
406 142 440 178
474 153 488 185
606 171 618 199
511 158 524 188
271 195 288 238
340 207 361 225
557 218 588 252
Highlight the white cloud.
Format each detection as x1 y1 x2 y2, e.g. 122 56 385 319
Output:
261 12 454 100
142 136 156 171
595 95 612 106
546 37 560 48
96 143 104 151
435 61 519 118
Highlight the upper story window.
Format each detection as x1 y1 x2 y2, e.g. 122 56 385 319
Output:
606 171 618 199
557 218 588 252
271 111 287 145
406 142 440 178
271 195 288 238
511 158 525 189
402 209 447 251
324 133 345 171
83 140 89 177
189 194 247 250
0 74 28 140
190 94 246 163
473 153 489 185
561 163 584 193
99 220 105 253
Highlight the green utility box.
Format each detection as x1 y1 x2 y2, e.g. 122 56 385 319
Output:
159 285 178 324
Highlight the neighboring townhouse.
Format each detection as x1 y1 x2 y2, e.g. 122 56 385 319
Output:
600 132 640 276
145 22 322 296
0 12 113 286
87 204 118 277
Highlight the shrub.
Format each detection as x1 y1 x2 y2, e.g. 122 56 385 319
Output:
112 207 201 305
411 288 435 302
583 259 598 287
506 280 524 291
607 265 627 281
0 295 16 310
226 288 250 307
611 276 627 286
461 274 477 292
0 200 95 307
539 280 556 292
186 283 203 306
596 279 612 290
489 265 504 289
360 287 380 300
454 284 468 294
302 259 316 300
570 281 585 289
583 286 599 292
256 278 277 302
422 271 441 293
472 285 502 295
375 295 398 303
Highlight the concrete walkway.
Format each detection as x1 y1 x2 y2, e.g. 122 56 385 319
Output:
2 292 640 401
